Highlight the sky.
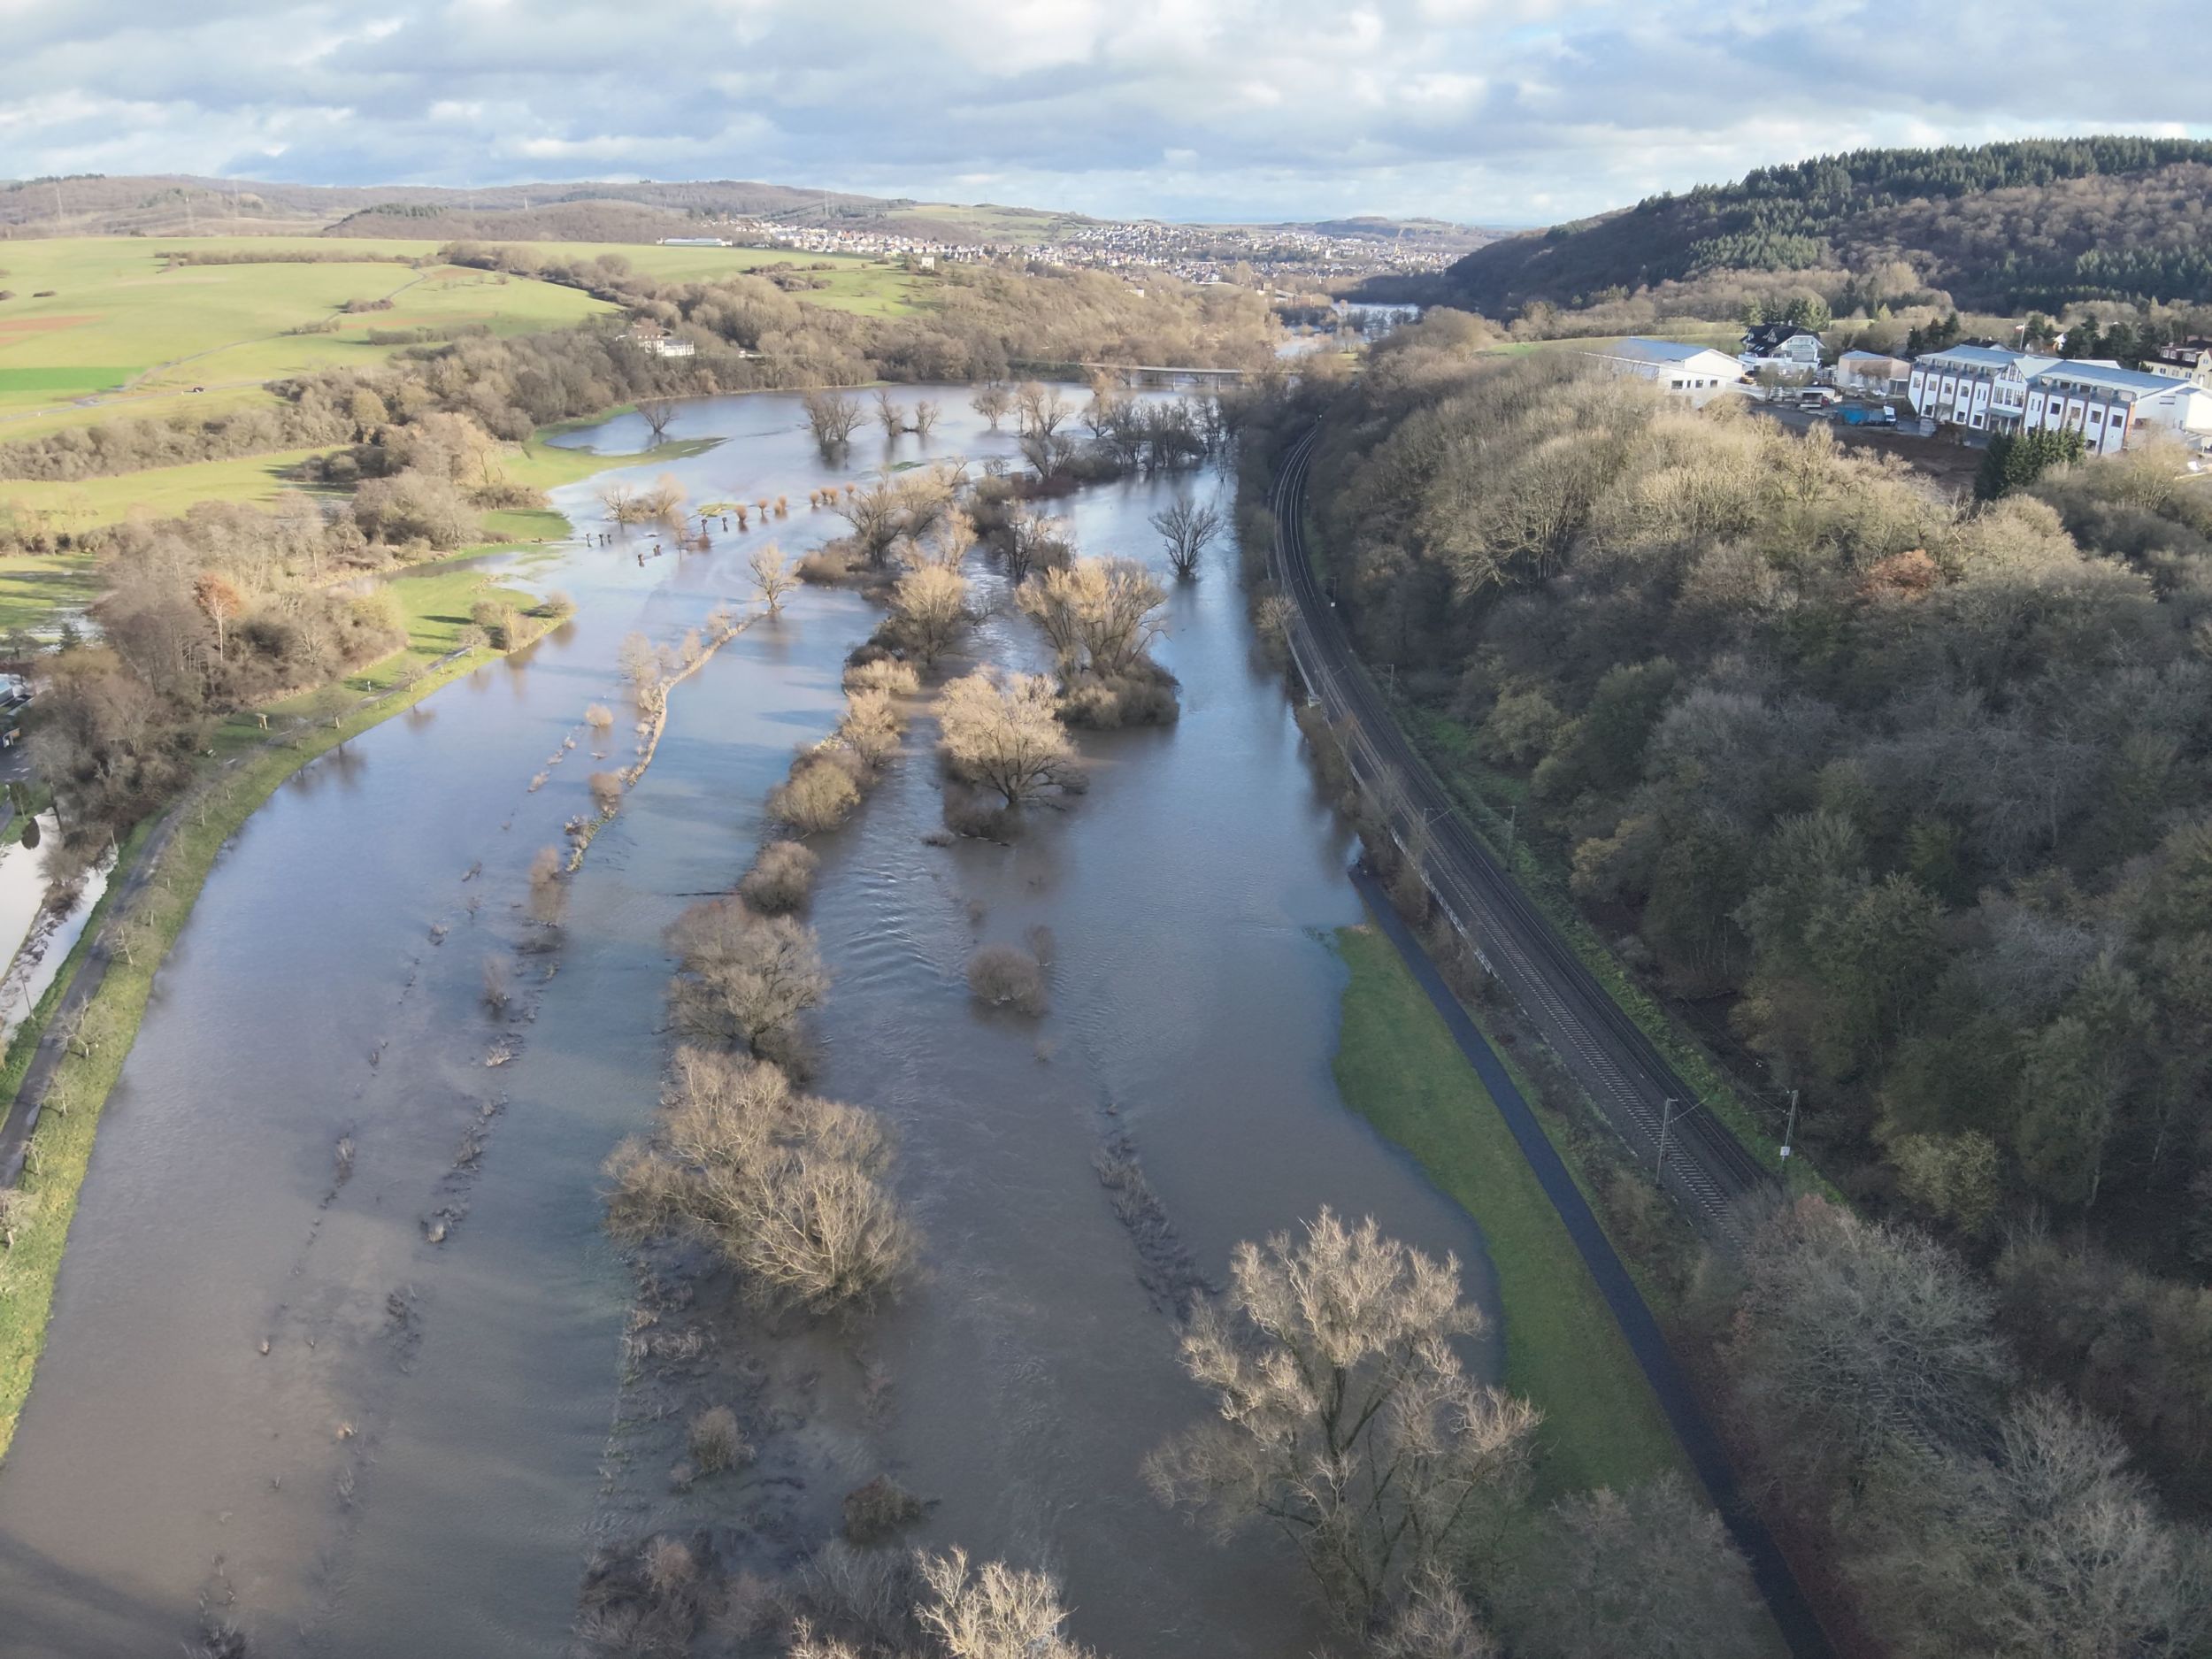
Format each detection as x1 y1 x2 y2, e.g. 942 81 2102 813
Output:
4 0 2209 227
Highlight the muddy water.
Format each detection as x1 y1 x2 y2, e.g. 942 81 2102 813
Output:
0 392 1500 1658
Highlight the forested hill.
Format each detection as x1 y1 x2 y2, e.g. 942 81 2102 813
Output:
1440 137 2212 315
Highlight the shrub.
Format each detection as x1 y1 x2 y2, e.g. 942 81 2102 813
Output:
842 658 920 695
739 840 819 914
1060 664 1182 729
588 770 624 813
838 689 904 769
842 1475 926 1545
584 702 614 730
603 1048 916 1312
797 544 860 586
770 752 863 833
941 788 1014 841
967 944 1047 1015
687 1405 750 1474
481 955 510 1011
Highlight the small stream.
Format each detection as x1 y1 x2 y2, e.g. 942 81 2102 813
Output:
0 391 1499 1658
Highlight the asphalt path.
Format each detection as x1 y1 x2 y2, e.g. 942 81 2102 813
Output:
1269 425 1775 1239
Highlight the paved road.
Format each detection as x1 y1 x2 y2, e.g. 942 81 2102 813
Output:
1269 425 1776 1239
1350 865 1835 1659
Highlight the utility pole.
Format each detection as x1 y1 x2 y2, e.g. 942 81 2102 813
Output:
1780 1088 1799 1170
1655 1096 1678 1182
1504 803 1517 867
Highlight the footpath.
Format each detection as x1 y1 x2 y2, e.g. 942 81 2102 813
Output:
1348 863 1835 1659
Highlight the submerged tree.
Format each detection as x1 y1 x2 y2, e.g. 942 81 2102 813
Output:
750 541 799 614
604 1047 914 1313
1150 495 1224 580
1146 1210 1540 1632
937 671 1074 807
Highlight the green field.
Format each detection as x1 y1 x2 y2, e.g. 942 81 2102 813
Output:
0 445 336 531
0 237 921 443
0 238 616 440
0 549 99 635
1331 922 1683 1497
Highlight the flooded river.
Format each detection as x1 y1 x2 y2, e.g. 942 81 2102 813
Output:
0 390 1497 1658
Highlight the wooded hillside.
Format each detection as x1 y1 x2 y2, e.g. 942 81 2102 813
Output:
1307 319 2212 1537
1440 137 2212 316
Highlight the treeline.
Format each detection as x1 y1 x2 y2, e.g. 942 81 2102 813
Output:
1303 319 2212 1519
0 254 1279 490
442 240 1281 380
1437 137 2212 316
31 411 565 846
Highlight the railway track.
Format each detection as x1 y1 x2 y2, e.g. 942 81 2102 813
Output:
1270 425 1775 1240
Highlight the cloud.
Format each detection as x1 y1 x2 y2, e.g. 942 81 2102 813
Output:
3 0 2208 224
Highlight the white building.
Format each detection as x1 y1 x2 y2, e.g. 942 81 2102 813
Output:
1907 345 2058 435
1585 338 1744 403
1835 349 1910 396
2024 361 2212 454
1909 345 2212 452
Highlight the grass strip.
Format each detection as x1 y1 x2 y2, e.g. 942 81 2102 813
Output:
1332 920 1683 1497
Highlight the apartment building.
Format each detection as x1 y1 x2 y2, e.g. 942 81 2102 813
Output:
1909 345 2212 452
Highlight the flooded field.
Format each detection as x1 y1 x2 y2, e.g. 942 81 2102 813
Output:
0 390 1496 1658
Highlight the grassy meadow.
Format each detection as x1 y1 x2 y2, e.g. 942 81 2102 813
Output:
1330 921 1685 1498
0 236 924 445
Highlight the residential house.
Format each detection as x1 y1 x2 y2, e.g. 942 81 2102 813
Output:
2143 339 2212 389
1584 338 1745 403
1835 349 1910 396
1740 323 1824 376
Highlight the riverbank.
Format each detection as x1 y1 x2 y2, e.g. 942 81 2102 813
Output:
1331 918 1681 1498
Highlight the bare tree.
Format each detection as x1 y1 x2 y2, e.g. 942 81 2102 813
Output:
527 845 567 926
837 688 906 768
1150 496 1223 580
803 389 865 451
917 1548 1095 1659
891 565 969 668
1018 429 1074 486
971 381 1011 429
873 387 905 436
1497 1474 1767 1659
834 481 905 567
938 672 1075 807
1146 1210 1540 1632
618 630 662 696
1016 382 1072 440
749 541 798 614
665 897 830 1061
1003 507 1070 586
637 396 678 442
1016 557 1167 682
911 398 941 437
1728 1197 2014 1492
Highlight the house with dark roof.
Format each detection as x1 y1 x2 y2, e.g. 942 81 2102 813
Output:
1739 324 1825 374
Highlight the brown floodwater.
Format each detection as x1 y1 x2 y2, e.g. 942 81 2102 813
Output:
0 393 1499 1658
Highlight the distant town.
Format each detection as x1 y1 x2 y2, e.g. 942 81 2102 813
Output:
660 212 1479 285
